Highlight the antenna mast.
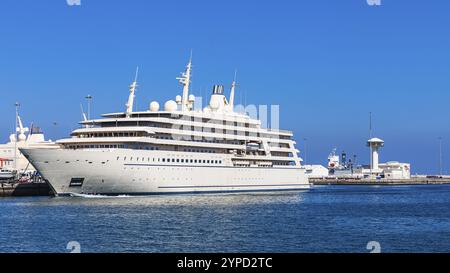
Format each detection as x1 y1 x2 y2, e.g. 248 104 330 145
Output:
177 53 192 112
229 70 237 112
14 102 19 170
80 103 88 128
126 66 139 118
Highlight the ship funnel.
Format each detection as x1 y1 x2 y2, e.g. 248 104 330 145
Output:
212 85 224 95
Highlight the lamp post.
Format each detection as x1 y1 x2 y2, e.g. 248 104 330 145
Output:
14 102 20 170
439 137 443 176
303 137 307 165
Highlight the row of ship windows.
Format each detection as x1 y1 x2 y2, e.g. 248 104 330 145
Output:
65 144 220 154
76 130 290 139
183 148 216 153
155 135 241 144
118 156 223 165
77 132 283 144
67 144 161 150
102 119 258 129
102 119 292 139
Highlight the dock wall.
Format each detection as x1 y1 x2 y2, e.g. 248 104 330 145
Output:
0 182 52 197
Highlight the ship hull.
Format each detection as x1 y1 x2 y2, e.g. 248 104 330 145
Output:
21 148 310 196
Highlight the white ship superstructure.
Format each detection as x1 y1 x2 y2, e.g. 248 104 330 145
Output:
0 108 51 175
21 58 309 195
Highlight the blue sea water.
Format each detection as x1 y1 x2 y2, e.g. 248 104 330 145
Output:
1 185 450 253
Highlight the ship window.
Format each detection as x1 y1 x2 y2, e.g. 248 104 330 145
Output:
162 158 165 162
181 159 184 163
172 159 175 162
177 159 180 163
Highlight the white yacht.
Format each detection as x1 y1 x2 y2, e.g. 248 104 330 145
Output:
0 110 51 176
21 58 310 195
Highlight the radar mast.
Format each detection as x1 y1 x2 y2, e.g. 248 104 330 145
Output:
126 67 139 118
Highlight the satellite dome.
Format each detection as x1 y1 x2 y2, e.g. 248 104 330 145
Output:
149 101 160 112
18 133 26 141
9 134 16 143
175 95 182 104
164 100 177 112
367 137 384 143
209 99 220 110
188 94 195 102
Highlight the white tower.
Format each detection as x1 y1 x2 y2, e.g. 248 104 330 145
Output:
177 55 192 112
126 67 139 118
367 137 384 171
227 70 237 112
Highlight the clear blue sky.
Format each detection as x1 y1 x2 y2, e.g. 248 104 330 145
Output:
0 0 449 174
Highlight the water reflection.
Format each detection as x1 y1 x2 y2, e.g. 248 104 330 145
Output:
18 190 308 208
2 186 450 252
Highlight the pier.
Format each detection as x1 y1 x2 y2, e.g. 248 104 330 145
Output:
310 176 450 186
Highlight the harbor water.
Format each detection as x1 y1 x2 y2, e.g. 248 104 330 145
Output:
1 185 450 253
